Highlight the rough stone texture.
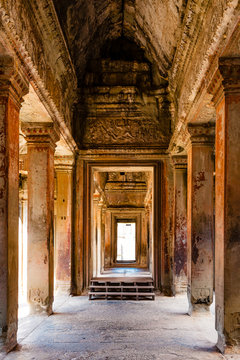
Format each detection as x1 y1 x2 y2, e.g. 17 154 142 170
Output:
22 123 59 315
0 295 227 360
187 123 214 315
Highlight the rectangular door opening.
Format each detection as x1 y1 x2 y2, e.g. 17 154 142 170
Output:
117 222 136 262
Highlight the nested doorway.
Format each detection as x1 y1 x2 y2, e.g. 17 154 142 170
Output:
89 164 159 283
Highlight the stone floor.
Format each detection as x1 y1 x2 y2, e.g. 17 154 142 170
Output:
99 267 151 278
1 295 240 360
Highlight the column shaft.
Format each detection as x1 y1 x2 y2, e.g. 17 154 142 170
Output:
22 122 59 314
54 157 74 294
161 158 174 295
187 123 214 314
172 156 187 294
214 57 240 353
0 55 28 352
73 157 84 294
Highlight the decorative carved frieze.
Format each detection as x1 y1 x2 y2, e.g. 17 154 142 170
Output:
207 69 224 107
21 122 60 150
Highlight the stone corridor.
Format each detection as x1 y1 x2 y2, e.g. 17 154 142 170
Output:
1 295 237 360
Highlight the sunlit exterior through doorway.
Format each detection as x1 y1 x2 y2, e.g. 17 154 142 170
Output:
117 222 136 262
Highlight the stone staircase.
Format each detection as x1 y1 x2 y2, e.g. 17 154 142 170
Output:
89 277 155 300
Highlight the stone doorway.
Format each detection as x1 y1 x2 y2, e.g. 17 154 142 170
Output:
90 165 155 282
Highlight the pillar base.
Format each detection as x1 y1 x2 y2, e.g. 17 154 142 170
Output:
188 303 211 316
161 285 174 297
216 332 225 354
0 334 17 354
217 332 240 355
29 302 53 316
55 282 71 295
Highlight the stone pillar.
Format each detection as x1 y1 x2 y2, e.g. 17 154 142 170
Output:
54 156 74 294
104 210 112 268
96 199 103 276
101 205 106 273
187 123 214 315
92 192 100 278
172 155 187 294
161 157 174 295
72 157 84 294
22 122 59 314
19 173 28 303
213 57 240 353
0 55 28 352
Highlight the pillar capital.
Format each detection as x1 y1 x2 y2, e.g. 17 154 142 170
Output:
219 57 240 93
208 57 240 107
54 155 75 172
0 54 28 106
21 122 60 150
171 155 187 170
187 122 215 148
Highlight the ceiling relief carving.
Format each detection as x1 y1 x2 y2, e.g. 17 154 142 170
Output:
82 116 169 148
75 55 172 149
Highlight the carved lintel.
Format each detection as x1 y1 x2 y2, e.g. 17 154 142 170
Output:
187 122 215 148
21 122 60 150
54 155 75 172
171 155 187 169
207 69 223 107
0 54 28 107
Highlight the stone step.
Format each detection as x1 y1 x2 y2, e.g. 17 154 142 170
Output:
90 285 154 289
89 277 155 301
89 291 155 300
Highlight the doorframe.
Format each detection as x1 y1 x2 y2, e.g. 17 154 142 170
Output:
75 159 162 291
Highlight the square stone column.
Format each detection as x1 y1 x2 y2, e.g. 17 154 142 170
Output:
0 55 28 352
171 155 187 294
213 57 240 353
72 157 85 295
187 123 214 315
54 156 74 295
161 157 174 296
22 122 59 314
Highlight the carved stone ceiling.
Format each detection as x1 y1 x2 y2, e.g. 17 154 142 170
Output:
52 0 186 80
20 85 73 156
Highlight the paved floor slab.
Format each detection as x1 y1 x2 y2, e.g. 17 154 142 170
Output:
1 295 239 360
